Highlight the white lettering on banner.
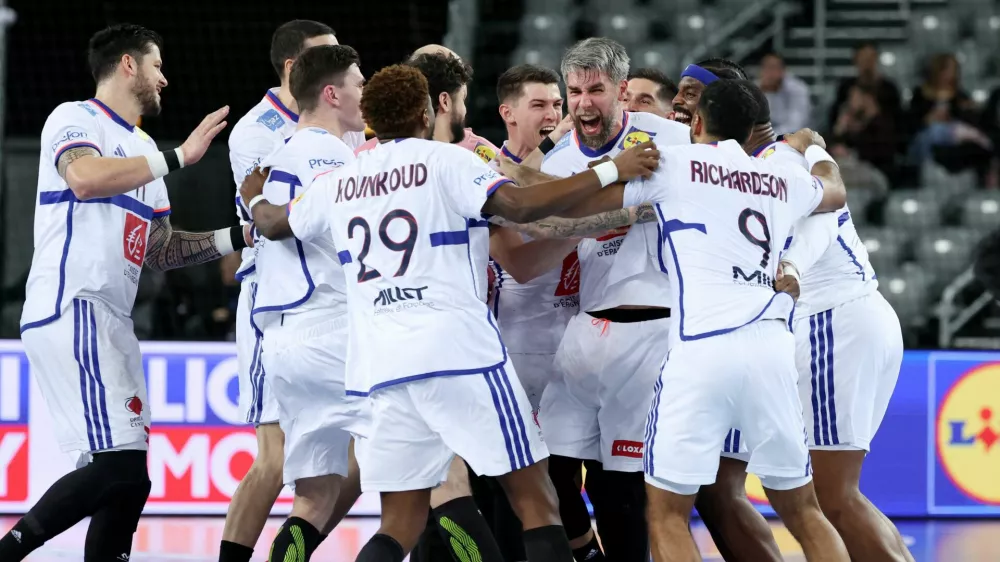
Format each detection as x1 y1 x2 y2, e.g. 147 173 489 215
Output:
210 432 257 497
0 433 26 496
149 434 210 499
148 358 184 422
207 358 240 424
185 358 207 423
0 356 20 421
145 356 240 424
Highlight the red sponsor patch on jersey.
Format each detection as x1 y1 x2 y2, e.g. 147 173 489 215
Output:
611 440 643 458
554 250 580 296
595 225 631 242
123 212 148 266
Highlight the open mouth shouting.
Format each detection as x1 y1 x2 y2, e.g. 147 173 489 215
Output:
671 107 692 125
576 113 603 136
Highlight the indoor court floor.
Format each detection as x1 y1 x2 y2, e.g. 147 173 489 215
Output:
4 516 1000 561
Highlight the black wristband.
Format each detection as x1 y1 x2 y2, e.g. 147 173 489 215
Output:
162 149 181 172
229 225 248 251
538 136 556 154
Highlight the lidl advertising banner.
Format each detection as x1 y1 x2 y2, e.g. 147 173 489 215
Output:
0 340 997 517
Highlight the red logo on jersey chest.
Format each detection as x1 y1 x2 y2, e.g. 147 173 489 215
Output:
123 212 148 266
595 226 630 242
554 251 580 296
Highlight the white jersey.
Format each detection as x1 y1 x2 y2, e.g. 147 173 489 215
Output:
541 111 690 311
21 99 172 331
756 141 878 317
490 142 580 354
288 139 510 395
250 127 355 333
623 139 824 347
228 89 364 281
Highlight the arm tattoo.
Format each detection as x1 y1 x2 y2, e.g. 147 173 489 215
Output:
56 146 101 179
144 216 223 271
488 202 658 239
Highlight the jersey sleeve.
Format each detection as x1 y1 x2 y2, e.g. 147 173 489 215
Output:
230 126 279 223
287 172 338 242
438 144 513 218
780 213 838 273
44 103 103 169
784 163 824 219
148 178 171 218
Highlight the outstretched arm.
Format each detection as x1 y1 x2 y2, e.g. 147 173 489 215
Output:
59 107 228 200
489 202 656 239
144 216 247 272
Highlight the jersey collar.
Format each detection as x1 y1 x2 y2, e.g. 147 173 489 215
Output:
88 98 135 133
266 89 299 123
573 111 630 158
500 142 522 163
750 136 785 157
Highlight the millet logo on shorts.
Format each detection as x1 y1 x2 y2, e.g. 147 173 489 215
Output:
612 440 643 458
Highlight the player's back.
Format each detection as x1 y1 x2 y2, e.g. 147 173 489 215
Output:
251 127 353 333
759 141 877 316
22 100 171 331
636 140 823 344
325 139 510 395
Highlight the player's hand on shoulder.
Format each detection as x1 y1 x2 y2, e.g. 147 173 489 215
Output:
239 166 268 205
774 261 801 301
179 106 230 166
785 128 826 153
550 114 574 142
612 140 660 181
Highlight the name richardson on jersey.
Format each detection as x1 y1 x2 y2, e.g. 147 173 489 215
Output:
690 160 788 202
373 285 432 315
334 163 428 203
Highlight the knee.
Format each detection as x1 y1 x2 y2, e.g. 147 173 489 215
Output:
813 485 858 526
90 451 152 508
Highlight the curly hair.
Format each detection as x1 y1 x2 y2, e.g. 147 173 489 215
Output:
406 53 472 114
361 64 430 138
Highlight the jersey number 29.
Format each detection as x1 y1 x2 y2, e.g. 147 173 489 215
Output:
348 209 417 282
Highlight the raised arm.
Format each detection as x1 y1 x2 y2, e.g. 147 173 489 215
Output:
61 107 228 200
144 216 248 272
483 142 659 224
810 160 846 214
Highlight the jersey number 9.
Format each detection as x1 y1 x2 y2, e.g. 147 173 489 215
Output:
737 208 771 268
348 209 418 282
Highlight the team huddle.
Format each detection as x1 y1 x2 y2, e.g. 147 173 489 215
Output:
0 17 917 562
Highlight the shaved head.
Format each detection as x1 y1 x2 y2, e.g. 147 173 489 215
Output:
412 44 460 61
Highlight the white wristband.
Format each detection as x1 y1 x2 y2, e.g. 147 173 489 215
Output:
214 227 235 257
805 145 837 171
592 161 619 187
174 147 186 168
144 152 169 179
780 261 800 280
248 194 267 211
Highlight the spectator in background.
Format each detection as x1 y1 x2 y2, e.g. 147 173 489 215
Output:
831 83 897 178
979 84 1000 187
625 68 677 118
758 52 811 134
905 53 992 177
829 42 902 137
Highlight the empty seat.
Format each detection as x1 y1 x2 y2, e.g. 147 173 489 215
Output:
672 11 719 46
879 47 915 89
509 46 563 72
845 188 880 226
857 227 909 273
524 0 576 15
973 11 1000 51
915 227 978 289
519 14 573 47
878 266 932 327
630 42 681 80
883 189 943 230
910 12 960 56
594 11 650 51
961 192 1000 230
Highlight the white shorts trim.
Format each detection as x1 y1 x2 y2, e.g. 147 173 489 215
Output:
236 279 278 426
